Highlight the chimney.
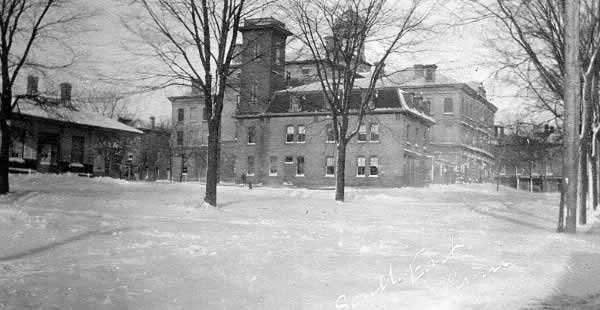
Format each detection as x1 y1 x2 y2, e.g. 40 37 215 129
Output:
478 84 487 99
413 64 425 79
27 75 39 96
60 82 72 104
191 79 201 95
423 64 437 82
150 116 156 129
325 36 335 56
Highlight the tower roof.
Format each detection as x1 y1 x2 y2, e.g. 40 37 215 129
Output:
239 17 293 36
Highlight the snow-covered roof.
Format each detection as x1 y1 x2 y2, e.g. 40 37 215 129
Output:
15 99 142 134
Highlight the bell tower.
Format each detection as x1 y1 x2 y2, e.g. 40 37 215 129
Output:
239 18 292 113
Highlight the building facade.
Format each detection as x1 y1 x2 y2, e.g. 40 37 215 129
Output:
494 124 562 192
234 87 434 187
7 80 142 176
169 17 497 187
381 65 497 183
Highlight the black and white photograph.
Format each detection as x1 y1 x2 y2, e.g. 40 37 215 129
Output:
0 0 599 309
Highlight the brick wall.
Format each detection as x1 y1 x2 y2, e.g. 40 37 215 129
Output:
234 112 432 187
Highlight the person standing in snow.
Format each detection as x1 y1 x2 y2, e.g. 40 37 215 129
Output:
241 172 246 187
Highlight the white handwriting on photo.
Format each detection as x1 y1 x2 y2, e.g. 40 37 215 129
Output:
335 235 511 309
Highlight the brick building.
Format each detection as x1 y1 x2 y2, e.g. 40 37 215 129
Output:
169 17 497 187
120 116 172 181
235 86 434 187
168 90 238 182
380 65 498 183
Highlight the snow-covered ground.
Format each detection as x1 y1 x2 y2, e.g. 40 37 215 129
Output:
1 174 600 309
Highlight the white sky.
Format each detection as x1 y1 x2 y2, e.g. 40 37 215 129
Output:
21 0 530 123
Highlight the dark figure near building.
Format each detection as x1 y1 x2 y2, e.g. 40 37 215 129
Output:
241 172 246 186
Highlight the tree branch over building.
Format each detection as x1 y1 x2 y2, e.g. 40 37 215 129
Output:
283 0 433 201
0 0 94 195
125 0 272 206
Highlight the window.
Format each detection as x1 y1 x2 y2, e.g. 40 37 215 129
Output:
177 108 184 122
425 68 434 81
326 156 335 176
176 131 184 146
284 156 294 164
247 126 256 144
275 47 282 65
301 68 310 75
443 98 454 113
9 129 25 158
252 42 260 58
71 136 84 163
296 156 305 176
369 157 379 177
326 124 335 142
415 127 420 145
247 156 255 175
357 157 366 176
423 98 432 114
545 164 553 176
297 125 306 143
370 123 379 141
358 124 367 142
289 96 301 112
203 104 209 121
251 83 257 102
444 125 453 142
286 125 295 143
269 156 278 176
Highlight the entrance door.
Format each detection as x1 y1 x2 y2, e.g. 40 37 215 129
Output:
37 133 59 172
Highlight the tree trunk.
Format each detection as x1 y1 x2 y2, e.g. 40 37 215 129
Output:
562 0 580 233
529 161 533 192
335 140 347 202
0 117 10 194
557 181 565 232
578 142 588 225
594 147 599 210
204 118 220 207
496 163 500 192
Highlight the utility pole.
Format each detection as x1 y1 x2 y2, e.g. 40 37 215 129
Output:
561 0 580 233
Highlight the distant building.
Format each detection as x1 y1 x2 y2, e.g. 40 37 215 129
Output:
494 124 562 192
379 65 498 184
119 116 171 181
7 77 142 175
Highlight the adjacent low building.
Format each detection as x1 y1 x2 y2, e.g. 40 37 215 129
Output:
494 124 562 192
7 78 142 175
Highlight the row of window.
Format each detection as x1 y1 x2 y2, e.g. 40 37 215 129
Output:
246 155 379 177
9 132 85 163
246 123 381 145
176 106 209 123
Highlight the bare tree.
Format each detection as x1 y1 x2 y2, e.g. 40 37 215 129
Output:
125 0 272 207
468 0 600 232
0 0 92 194
74 86 131 120
283 0 432 201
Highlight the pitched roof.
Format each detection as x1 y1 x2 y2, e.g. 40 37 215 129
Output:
15 99 143 134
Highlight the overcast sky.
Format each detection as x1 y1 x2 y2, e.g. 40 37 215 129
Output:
23 0 528 123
